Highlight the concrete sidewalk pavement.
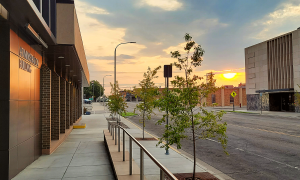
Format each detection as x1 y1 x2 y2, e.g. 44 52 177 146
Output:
13 104 114 180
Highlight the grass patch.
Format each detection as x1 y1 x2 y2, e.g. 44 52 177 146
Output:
122 112 137 117
226 110 256 114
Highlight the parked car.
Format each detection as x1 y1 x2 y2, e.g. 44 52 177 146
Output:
84 99 92 104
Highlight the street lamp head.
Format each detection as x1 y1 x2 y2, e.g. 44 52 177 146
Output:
129 42 136 43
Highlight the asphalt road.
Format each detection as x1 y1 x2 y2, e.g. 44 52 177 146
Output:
124 102 300 180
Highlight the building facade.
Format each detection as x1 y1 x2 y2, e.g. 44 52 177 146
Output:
245 28 300 112
205 84 247 107
0 0 89 179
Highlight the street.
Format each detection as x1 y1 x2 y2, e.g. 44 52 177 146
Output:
124 102 300 180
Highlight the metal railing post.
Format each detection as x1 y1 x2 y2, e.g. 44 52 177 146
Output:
123 130 125 161
115 125 117 145
108 121 109 130
160 169 165 180
129 138 132 175
140 148 144 180
112 126 115 140
118 126 120 152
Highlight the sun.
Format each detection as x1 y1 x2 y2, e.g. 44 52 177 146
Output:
223 73 237 79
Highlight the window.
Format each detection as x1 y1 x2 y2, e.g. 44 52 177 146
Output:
33 0 41 11
212 94 216 104
42 0 50 26
50 0 57 37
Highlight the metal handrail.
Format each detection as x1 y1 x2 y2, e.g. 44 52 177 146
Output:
108 122 178 180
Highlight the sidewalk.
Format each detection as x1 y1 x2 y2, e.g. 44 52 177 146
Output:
13 104 115 180
106 111 233 180
12 103 233 180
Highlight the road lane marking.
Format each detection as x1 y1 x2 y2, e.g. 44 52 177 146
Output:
234 148 299 170
206 138 220 144
229 124 300 138
235 148 244 152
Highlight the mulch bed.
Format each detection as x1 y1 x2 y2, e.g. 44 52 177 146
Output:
109 122 129 129
135 137 157 141
166 172 219 180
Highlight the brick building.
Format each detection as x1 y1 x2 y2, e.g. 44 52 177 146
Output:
205 83 247 107
0 0 89 179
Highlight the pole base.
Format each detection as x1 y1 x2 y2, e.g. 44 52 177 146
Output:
165 149 169 155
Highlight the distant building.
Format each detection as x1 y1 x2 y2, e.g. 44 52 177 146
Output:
205 84 246 107
245 28 300 112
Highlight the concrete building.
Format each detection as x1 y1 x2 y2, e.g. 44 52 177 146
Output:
205 83 247 107
0 0 89 179
245 28 300 112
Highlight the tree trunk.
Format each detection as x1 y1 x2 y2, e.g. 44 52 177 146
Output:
192 113 196 180
143 99 145 139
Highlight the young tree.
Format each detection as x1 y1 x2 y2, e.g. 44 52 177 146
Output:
107 81 128 123
132 66 161 139
156 33 228 180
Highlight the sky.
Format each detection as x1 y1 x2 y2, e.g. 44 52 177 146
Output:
75 0 300 95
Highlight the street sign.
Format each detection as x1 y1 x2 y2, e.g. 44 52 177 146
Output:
231 91 237 98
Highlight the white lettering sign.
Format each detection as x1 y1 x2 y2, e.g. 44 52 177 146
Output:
19 59 32 73
19 47 39 67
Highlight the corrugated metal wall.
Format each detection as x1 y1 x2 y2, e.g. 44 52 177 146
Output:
267 33 293 90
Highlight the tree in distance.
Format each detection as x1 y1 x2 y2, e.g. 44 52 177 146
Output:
84 80 104 100
132 66 161 139
155 33 228 180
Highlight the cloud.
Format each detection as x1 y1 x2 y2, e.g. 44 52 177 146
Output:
137 0 183 11
75 1 110 14
163 42 186 55
251 3 300 40
75 0 146 58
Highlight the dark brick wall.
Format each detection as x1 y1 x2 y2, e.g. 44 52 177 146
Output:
74 87 77 121
79 88 82 118
66 83 70 129
41 65 51 149
51 73 60 140
70 86 74 125
60 78 66 133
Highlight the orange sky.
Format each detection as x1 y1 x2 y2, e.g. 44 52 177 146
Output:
75 1 246 95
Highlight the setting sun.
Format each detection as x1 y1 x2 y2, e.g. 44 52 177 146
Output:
223 73 237 79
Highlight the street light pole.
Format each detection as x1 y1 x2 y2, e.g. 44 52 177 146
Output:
93 84 94 102
103 75 112 106
91 81 94 102
114 42 136 92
